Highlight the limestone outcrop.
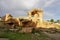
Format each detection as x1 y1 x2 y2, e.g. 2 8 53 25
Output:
0 17 1 21
0 8 60 33
2 13 12 21
28 8 43 28
1 8 59 29
20 19 36 27
1 13 20 29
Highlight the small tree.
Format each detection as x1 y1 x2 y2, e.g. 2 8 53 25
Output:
50 19 54 22
56 20 60 23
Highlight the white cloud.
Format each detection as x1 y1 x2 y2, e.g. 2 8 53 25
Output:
21 0 39 9
0 0 40 10
32 0 57 8
0 0 57 10
44 0 55 7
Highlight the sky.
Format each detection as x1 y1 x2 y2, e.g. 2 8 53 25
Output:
0 0 60 20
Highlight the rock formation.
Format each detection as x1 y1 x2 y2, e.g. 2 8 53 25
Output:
5 14 12 21
20 19 36 27
2 13 12 21
0 8 60 33
0 17 1 21
1 8 59 29
1 13 21 29
28 8 43 28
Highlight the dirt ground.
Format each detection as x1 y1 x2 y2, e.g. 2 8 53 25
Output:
44 32 60 40
0 38 8 40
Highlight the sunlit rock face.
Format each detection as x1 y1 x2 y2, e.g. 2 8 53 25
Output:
15 18 20 26
6 18 20 26
20 19 36 27
0 17 1 21
28 8 43 28
2 13 12 21
1 13 20 28
5 14 12 21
